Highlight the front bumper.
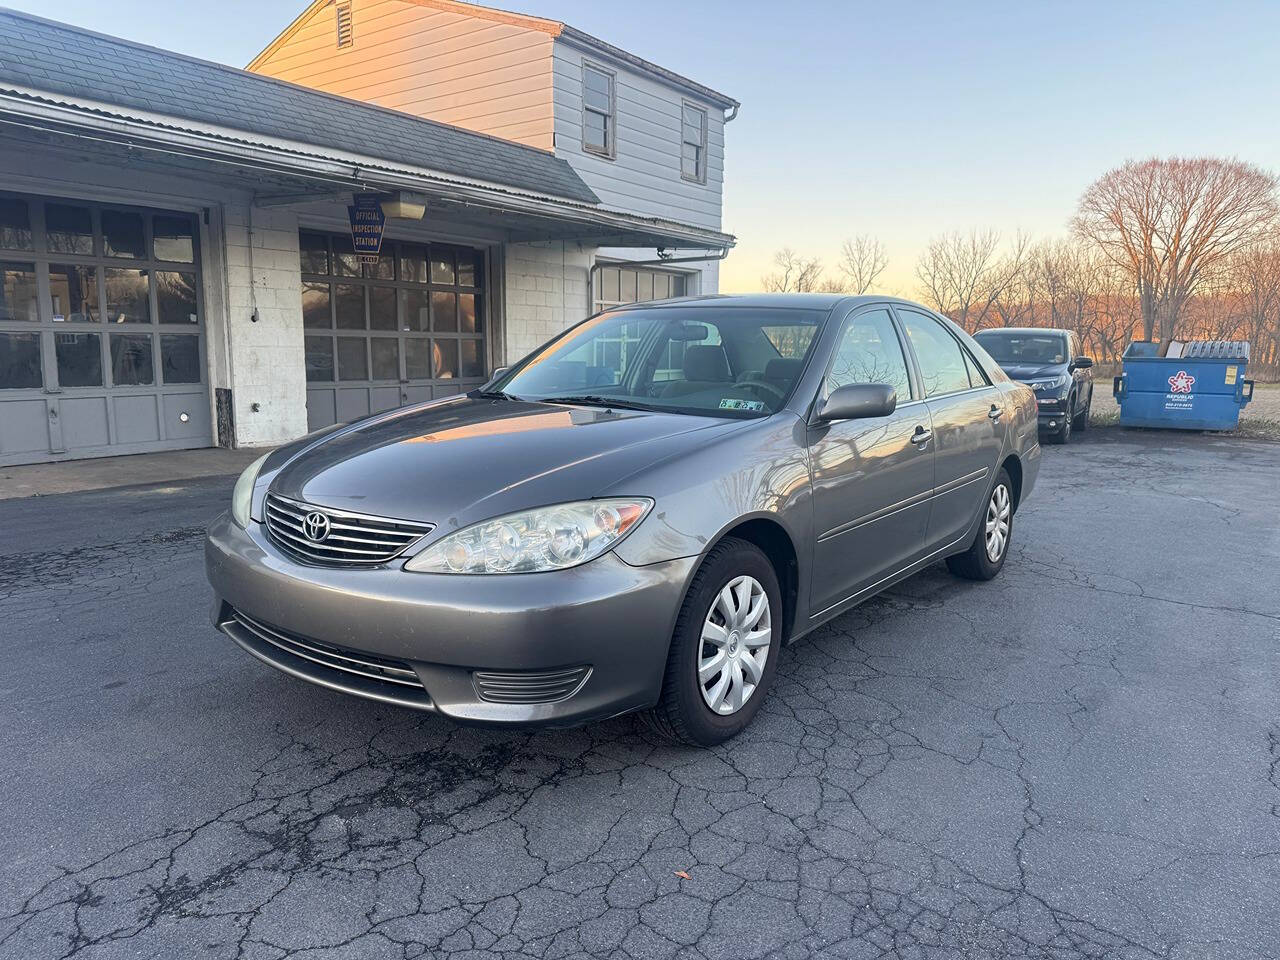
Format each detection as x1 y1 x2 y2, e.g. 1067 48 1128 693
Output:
205 511 697 726
1034 395 1069 431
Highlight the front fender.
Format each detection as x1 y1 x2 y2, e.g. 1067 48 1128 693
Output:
610 414 812 570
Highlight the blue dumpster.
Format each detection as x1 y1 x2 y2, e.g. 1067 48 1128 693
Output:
1112 340 1254 430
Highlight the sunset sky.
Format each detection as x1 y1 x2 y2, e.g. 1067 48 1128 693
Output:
15 0 1280 295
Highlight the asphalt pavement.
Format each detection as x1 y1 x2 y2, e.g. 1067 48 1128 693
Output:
1 430 1278 959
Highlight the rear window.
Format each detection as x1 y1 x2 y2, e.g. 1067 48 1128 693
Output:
974 331 1067 365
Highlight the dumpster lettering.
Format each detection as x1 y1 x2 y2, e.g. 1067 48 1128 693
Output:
1168 370 1196 393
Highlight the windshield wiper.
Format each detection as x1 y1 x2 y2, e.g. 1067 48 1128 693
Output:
535 395 658 412
472 389 522 401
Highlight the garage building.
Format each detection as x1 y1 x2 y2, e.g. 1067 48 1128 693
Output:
0 7 735 465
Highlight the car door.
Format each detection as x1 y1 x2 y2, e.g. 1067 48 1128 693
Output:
895 308 1005 553
807 306 935 615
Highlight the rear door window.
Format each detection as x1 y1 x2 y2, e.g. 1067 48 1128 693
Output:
962 347 990 387
898 309 971 397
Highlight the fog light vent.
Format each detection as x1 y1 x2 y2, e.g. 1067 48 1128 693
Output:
472 666 591 704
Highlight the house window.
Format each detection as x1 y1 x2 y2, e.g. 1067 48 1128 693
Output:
582 63 615 158
336 3 353 48
681 102 708 183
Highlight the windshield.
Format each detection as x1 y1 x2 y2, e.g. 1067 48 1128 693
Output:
491 307 825 417
974 331 1067 365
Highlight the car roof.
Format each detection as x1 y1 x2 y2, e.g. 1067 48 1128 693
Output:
974 327 1070 336
607 293 937 313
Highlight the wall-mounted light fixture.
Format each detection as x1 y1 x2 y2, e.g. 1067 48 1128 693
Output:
379 191 429 220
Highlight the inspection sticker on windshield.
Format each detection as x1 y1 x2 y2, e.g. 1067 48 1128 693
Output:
719 398 765 411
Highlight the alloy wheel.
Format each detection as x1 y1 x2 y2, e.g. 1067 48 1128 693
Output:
985 483 1011 562
698 575 771 715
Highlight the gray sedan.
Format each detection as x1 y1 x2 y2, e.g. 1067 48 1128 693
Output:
206 294 1040 745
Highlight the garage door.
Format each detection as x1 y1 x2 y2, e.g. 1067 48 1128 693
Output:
299 231 487 431
0 192 210 466
593 263 688 313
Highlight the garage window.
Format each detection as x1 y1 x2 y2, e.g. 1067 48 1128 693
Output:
0 199 31 250
0 331 40 388
593 265 688 313
1 262 37 322
298 231 486 388
0 197 203 392
591 265 692 380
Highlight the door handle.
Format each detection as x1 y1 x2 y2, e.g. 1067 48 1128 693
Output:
988 404 1003 421
910 426 932 446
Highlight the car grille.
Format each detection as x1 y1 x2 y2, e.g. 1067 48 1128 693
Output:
264 493 433 566
228 607 430 700
472 666 591 704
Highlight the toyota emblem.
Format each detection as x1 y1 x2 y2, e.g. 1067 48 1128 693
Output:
302 511 331 543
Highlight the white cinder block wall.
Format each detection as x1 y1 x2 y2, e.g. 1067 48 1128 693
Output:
502 240 595 363
221 203 309 446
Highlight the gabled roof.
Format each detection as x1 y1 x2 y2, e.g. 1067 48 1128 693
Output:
250 0 740 111
0 8 599 204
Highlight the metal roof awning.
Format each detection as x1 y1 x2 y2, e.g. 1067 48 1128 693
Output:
0 85 734 255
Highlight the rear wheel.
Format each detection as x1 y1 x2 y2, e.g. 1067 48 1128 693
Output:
946 468 1014 581
642 538 782 746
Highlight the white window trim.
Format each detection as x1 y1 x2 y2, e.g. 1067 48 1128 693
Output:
680 100 708 184
581 60 617 160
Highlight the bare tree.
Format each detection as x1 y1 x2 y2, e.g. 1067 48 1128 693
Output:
1073 156 1280 342
761 247 825 292
1092 264 1143 364
1227 243 1280 371
916 229 1030 331
835 235 888 295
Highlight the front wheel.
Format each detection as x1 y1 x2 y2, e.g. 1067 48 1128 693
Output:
946 468 1014 581
642 538 782 746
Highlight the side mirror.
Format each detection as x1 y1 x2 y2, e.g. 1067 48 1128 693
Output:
1070 356 1094 370
814 383 897 423
484 366 510 387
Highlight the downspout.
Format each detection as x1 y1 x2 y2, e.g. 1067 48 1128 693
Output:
588 247 732 314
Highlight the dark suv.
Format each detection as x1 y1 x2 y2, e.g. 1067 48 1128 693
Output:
973 328 1093 443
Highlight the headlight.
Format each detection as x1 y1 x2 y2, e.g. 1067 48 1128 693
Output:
1031 375 1067 391
404 498 652 574
230 453 271 528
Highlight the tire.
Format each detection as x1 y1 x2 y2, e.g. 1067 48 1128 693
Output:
946 468 1014 581
1073 388 1091 432
642 537 782 746
1048 398 1073 444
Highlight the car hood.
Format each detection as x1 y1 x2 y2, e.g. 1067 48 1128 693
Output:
268 395 741 527
999 362 1065 381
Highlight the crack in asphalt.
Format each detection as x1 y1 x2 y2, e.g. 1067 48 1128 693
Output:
2 435 1278 959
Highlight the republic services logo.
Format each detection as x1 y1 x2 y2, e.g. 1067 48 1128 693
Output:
1168 370 1196 394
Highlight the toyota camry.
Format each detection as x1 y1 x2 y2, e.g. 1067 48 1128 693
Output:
205 294 1040 745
